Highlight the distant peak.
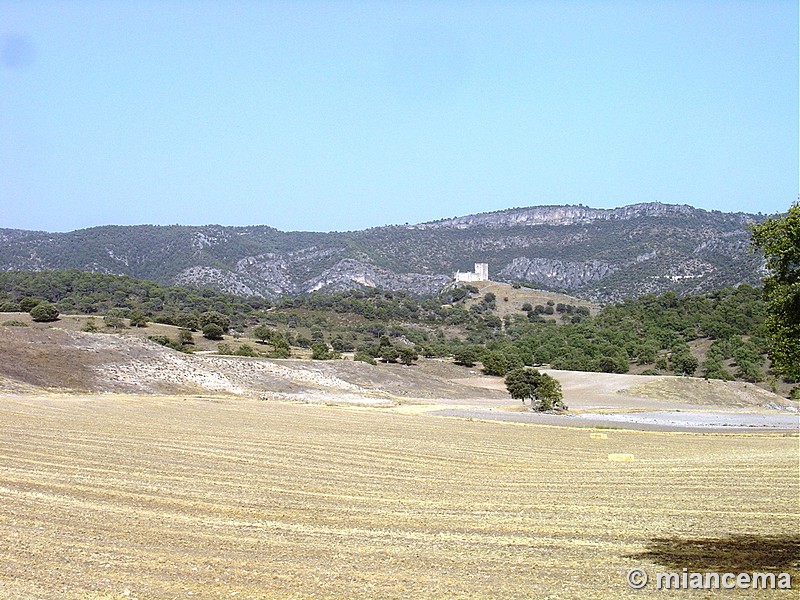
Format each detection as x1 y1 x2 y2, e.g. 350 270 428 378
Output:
407 202 704 229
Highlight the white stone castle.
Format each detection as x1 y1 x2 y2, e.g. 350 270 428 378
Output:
454 263 489 283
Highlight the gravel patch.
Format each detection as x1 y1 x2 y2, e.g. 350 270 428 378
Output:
432 407 800 433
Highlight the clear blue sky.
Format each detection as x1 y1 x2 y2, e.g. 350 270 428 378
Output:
1 1 797 232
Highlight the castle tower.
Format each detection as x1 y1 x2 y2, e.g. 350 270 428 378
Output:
475 263 488 281
454 263 490 283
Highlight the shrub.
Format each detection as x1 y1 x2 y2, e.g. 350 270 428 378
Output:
235 344 257 357
453 346 480 367
129 310 148 327
178 328 194 345
81 319 100 332
354 352 377 365
148 335 182 351
203 323 224 340
104 310 127 329
199 311 231 333
19 297 43 312
481 351 508 376
30 302 59 322
2 320 28 327
398 346 418 365
311 342 333 360
271 345 291 359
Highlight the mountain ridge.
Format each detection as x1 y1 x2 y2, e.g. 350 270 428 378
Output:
0 202 766 302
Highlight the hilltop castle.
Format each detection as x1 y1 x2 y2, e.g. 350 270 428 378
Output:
454 263 489 283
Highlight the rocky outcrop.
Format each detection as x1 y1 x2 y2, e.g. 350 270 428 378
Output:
408 202 701 230
174 266 261 297
304 259 450 295
174 256 450 297
498 257 618 288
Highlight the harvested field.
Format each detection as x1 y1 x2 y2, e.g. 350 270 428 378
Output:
0 393 797 598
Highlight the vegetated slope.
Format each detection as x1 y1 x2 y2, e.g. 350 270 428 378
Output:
0 395 797 598
0 202 766 301
497 285 775 384
0 270 781 391
0 269 596 349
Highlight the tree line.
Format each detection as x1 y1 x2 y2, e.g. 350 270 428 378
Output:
0 268 784 389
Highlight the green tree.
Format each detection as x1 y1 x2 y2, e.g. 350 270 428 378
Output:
176 314 199 331
536 373 565 411
481 351 508 376
750 203 800 380
129 309 148 327
671 352 699 376
453 346 480 367
735 360 764 383
19 297 43 312
199 311 231 333
596 356 619 373
30 302 59 322
202 323 224 340
253 325 272 343
398 346 418 366
702 358 733 381
379 345 399 363
331 336 354 353
178 328 194 345
505 368 565 411
354 352 377 365
104 313 126 329
636 344 658 365
270 334 291 358
311 342 333 360
505 367 540 404
235 343 257 357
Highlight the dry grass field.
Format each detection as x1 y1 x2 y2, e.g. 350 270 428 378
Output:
0 393 797 599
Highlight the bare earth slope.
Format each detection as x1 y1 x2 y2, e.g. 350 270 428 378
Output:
2 326 797 432
0 327 507 402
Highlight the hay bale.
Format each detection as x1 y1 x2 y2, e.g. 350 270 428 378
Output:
590 432 608 439
608 453 634 461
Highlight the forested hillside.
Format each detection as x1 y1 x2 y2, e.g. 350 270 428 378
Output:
0 270 780 391
0 203 765 301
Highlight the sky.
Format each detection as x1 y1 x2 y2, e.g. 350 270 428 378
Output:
1 1 797 233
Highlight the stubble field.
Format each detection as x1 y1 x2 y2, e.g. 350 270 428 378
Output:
0 393 797 599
